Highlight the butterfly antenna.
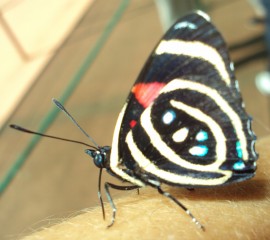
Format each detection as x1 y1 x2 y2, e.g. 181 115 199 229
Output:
52 99 99 148
10 124 97 149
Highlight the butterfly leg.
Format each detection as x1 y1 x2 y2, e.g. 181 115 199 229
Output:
97 169 106 220
156 186 205 231
104 182 140 227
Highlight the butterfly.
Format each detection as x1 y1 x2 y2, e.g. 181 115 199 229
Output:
83 10 258 230
11 10 258 231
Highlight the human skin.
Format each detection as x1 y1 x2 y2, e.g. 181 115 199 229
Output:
22 136 270 240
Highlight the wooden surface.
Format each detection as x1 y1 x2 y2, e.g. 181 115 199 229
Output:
0 0 269 239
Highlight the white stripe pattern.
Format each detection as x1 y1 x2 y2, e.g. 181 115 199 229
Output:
110 79 249 186
160 79 248 161
155 40 231 85
123 78 249 185
140 99 228 172
126 130 231 186
110 103 145 187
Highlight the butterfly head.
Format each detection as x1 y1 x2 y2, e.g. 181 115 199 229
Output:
85 146 111 169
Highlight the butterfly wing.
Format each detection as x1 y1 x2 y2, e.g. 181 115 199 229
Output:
109 11 258 188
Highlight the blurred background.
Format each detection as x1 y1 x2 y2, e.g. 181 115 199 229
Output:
0 0 269 239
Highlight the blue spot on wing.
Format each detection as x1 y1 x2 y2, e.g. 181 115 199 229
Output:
233 160 245 171
162 109 176 125
236 141 243 158
196 130 208 142
189 145 208 157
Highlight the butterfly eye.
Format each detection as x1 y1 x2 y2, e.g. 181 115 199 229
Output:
94 153 104 167
85 149 106 168
162 109 176 125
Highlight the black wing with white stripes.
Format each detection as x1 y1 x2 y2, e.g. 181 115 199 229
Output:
109 11 258 188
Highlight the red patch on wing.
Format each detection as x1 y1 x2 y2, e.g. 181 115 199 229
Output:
129 120 137 128
132 82 166 108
